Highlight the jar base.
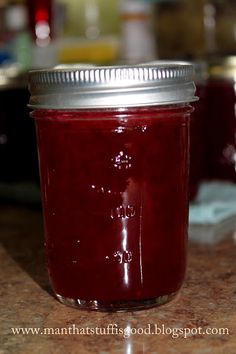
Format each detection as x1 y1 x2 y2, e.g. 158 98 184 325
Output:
55 292 177 312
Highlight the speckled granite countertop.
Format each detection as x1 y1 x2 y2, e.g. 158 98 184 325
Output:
0 205 236 354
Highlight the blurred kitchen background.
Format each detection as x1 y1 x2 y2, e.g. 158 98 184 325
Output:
1 0 236 243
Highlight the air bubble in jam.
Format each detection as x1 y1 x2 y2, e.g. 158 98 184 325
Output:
114 126 126 134
90 185 112 194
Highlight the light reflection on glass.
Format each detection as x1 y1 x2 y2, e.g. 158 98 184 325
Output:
122 190 129 287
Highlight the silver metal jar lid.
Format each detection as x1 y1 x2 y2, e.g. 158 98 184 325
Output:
28 62 198 109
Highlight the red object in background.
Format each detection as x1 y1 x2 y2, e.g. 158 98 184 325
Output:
26 0 53 41
32 106 191 307
205 77 236 181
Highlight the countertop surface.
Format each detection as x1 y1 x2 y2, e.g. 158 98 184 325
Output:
0 205 236 354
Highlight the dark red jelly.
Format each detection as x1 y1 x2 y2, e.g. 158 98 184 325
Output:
33 105 191 306
189 82 206 200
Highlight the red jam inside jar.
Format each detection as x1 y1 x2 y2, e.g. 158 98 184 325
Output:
29 63 197 311
189 81 207 200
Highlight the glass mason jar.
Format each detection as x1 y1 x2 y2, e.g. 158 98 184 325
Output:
28 62 197 311
205 56 236 181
